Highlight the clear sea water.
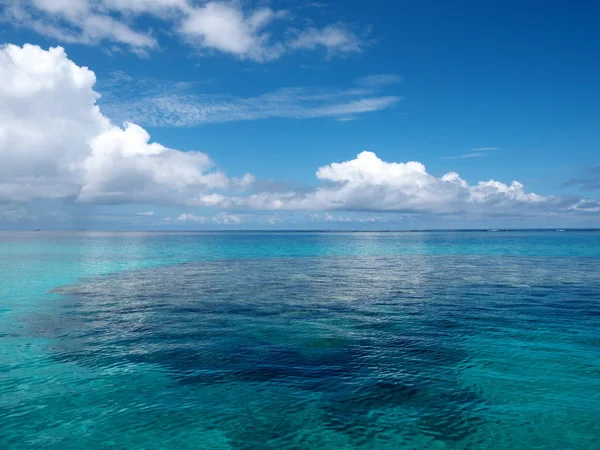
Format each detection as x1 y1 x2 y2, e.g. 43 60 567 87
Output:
1 231 599 449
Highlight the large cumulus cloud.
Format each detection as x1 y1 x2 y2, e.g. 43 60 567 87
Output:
0 43 252 204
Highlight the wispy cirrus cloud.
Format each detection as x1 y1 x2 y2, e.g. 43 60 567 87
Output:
100 74 402 126
443 147 499 160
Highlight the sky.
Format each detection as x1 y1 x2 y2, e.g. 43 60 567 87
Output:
0 0 599 230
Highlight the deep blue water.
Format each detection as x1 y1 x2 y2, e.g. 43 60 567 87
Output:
1 231 599 449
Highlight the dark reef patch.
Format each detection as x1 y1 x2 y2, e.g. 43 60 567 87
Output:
34 255 589 446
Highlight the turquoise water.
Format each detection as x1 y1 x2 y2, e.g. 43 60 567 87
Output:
1 231 599 449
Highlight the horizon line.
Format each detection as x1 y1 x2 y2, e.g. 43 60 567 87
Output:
1 228 599 233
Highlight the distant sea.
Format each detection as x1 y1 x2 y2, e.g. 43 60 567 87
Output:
1 231 599 449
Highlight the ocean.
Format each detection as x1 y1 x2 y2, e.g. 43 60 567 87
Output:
1 231 599 449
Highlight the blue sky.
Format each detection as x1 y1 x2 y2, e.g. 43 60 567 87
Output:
0 0 599 229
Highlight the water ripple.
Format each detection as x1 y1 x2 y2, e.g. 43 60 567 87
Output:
2 254 599 448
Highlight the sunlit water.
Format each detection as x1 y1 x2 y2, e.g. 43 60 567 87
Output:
1 231 599 449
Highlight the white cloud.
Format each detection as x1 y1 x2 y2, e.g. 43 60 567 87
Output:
311 97 399 117
180 2 286 62
324 213 383 223
137 211 154 216
3 0 366 61
177 212 242 225
185 151 600 217
288 23 363 56
0 43 252 204
212 212 242 225
29 0 89 17
0 43 104 201
5 0 158 53
177 213 207 223
78 121 233 203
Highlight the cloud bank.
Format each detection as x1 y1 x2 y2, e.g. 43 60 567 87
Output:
1 44 598 223
188 151 599 216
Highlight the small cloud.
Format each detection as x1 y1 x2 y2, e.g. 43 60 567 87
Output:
177 213 207 224
212 212 242 225
136 211 154 216
266 216 280 225
177 212 244 225
472 147 498 151
180 3 287 62
287 23 364 56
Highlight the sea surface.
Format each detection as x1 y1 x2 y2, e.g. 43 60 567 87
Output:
1 231 599 449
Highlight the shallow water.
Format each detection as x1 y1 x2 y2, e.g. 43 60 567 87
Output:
1 231 599 448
